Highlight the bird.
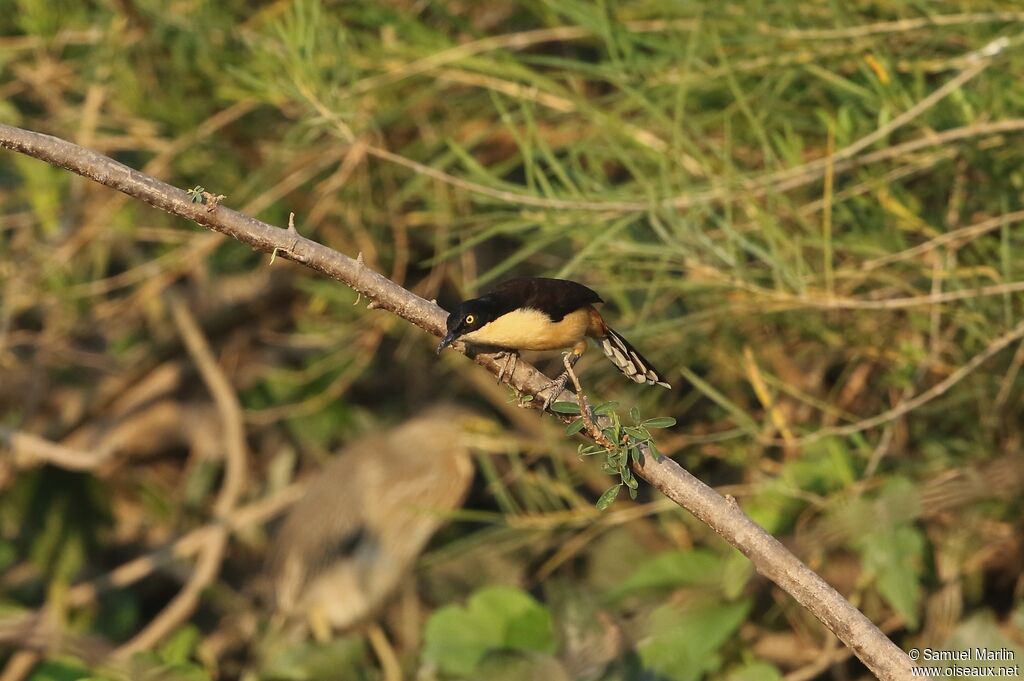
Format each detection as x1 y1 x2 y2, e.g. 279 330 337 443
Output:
436 277 670 408
268 406 477 637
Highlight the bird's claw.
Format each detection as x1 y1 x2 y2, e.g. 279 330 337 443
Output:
495 351 519 384
538 350 584 410
539 371 570 410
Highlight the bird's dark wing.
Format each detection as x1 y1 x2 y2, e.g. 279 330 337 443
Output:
487 277 603 322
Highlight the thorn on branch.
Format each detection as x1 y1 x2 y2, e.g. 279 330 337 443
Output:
270 213 302 266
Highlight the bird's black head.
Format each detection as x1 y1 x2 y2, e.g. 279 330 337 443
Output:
436 296 499 354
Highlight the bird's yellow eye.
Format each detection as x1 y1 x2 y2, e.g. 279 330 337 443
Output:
465 314 476 325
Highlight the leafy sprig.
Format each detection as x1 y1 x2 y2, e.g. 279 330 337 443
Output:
554 401 676 510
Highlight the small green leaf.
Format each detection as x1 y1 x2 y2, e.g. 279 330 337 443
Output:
638 600 752 681
565 418 585 435
549 401 581 414
856 523 924 629
649 441 662 460
610 549 724 597
423 586 556 676
260 636 366 681
624 426 648 441
726 661 783 681
476 653 571 681
159 624 201 664
786 437 856 493
721 550 755 599
26 661 92 681
596 484 622 510
593 401 618 416
630 406 641 423
608 449 627 471
644 416 677 429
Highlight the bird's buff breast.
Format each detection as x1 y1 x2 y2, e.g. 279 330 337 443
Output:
459 308 589 351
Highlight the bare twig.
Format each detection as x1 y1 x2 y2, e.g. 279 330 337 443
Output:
0 651 38 681
763 319 1024 447
112 532 228 658
366 624 402 681
562 353 615 450
731 278 1024 312
994 338 1024 409
167 296 248 516
111 296 250 657
760 12 1024 40
0 428 110 471
863 208 1024 271
67 484 304 609
0 123 919 680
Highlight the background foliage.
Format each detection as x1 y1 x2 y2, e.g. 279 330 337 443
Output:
2 1 1023 679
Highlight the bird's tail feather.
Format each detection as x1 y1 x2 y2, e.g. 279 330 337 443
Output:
599 328 671 388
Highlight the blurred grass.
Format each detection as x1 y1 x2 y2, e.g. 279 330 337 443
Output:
2 0 1024 679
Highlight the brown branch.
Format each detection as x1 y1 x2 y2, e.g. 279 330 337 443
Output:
756 319 1024 447
167 296 248 517
111 296 250 657
0 123 919 680
561 353 616 450
0 651 38 681
0 484 305 673
0 428 111 471
67 483 305 609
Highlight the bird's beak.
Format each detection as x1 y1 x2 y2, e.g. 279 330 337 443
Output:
436 331 457 355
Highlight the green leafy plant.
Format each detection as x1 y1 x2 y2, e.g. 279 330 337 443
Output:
423 586 557 677
554 401 676 509
638 600 752 681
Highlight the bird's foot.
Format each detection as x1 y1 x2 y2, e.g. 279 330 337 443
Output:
494 351 519 384
539 371 571 411
540 350 586 411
